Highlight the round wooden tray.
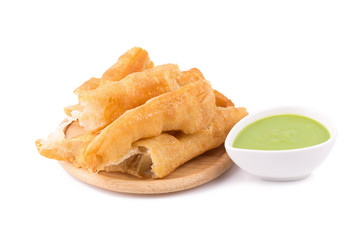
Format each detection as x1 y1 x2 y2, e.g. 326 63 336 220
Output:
59 145 232 194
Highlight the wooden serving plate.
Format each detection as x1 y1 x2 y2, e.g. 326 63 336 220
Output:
59 145 232 194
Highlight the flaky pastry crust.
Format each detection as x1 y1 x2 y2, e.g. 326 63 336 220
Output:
76 80 216 172
36 47 248 179
76 64 180 131
105 106 248 178
101 46 153 84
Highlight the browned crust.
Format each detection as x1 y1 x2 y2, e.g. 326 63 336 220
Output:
77 80 216 172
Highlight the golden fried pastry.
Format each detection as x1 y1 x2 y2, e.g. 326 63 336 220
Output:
177 69 234 108
75 64 181 131
105 106 248 178
70 47 153 97
73 77 101 95
64 67 207 118
76 80 216 172
214 90 234 107
101 47 153 84
35 119 96 163
64 67 220 118
177 68 205 86
74 67 203 98
36 46 248 179
64 104 80 117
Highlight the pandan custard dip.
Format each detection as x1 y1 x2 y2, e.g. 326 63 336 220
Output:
232 114 330 150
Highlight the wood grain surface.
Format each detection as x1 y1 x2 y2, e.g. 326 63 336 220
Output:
59 145 232 194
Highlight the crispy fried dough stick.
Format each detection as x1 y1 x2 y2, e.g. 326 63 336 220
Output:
65 67 206 117
77 80 216 172
101 46 153 84
76 64 180 131
177 68 204 86
105 106 248 178
64 47 153 116
35 119 96 163
73 77 101 95
177 68 234 107
73 67 202 98
38 67 213 162
214 90 234 107
70 47 153 97
64 104 80 118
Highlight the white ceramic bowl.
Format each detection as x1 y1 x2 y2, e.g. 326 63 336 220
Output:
225 106 337 181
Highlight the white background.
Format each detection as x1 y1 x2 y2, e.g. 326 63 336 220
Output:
1 0 359 239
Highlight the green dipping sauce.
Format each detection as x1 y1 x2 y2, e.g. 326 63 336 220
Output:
233 114 330 150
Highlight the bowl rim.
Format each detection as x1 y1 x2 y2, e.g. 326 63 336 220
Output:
225 105 337 153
